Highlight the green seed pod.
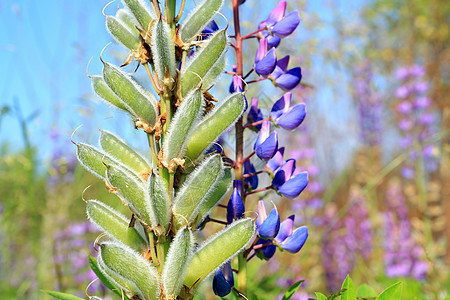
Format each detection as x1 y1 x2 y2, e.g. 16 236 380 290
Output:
181 30 228 97
91 75 129 112
183 218 255 287
99 130 151 175
105 164 154 227
106 15 140 51
98 241 160 300
193 167 232 228
151 19 176 85
202 52 227 89
86 200 147 252
116 9 141 36
179 0 224 44
146 173 171 235
162 228 194 297
172 154 223 228
76 142 121 180
102 62 158 126
163 89 203 169
121 0 155 30
185 93 246 162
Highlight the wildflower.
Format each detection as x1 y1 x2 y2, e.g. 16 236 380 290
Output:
270 92 306 129
271 56 302 91
254 121 278 160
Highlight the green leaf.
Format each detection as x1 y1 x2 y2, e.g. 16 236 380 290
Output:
340 275 356 300
356 284 377 298
42 291 84 300
281 280 304 300
376 282 402 300
89 256 127 299
315 292 327 300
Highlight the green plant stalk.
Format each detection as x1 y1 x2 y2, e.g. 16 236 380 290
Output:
147 134 159 170
174 0 186 23
148 231 161 273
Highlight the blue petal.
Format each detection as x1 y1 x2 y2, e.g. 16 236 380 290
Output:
275 215 295 244
259 207 280 238
272 10 301 38
266 147 285 173
256 131 278 160
213 269 232 297
270 92 292 120
278 171 308 199
280 226 308 253
267 34 281 48
246 97 264 130
244 160 259 190
255 47 277 76
267 1 287 27
275 67 302 91
256 238 276 260
222 261 234 286
227 180 245 223
277 103 306 129
272 159 295 189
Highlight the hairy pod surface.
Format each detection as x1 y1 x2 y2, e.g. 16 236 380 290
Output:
151 19 176 85
116 9 141 36
98 242 160 300
172 154 223 228
162 228 194 297
163 89 203 168
105 164 155 227
193 168 232 228
121 0 155 30
91 75 129 111
186 93 246 162
102 62 158 126
76 143 123 180
183 218 255 287
202 52 227 89
106 15 140 51
181 30 228 97
179 0 224 43
99 130 151 175
86 200 147 252
146 173 171 235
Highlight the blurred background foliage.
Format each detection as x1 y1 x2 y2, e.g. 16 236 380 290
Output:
0 0 449 299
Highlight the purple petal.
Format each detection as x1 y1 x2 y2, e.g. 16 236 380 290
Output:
256 200 268 228
275 67 302 91
246 97 264 130
272 159 295 189
256 131 278 160
266 147 285 173
202 20 219 38
255 38 268 64
259 207 280 238
267 1 287 27
254 121 271 149
280 226 308 253
270 92 292 120
255 47 277 76
244 160 258 190
277 171 308 199
256 238 276 260
276 103 306 129
213 269 232 297
272 10 300 37
267 34 281 48
227 180 245 223
274 56 290 74
275 215 295 244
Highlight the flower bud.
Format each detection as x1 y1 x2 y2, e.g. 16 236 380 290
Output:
212 261 234 297
227 180 245 224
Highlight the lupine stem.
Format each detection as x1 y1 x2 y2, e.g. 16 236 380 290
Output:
245 185 273 196
241 27 267 40
144 63 162 95
241 151 255 163
243 170 267 178
174 0 186 23
148 231 160 272
243 117 271 129
247 77 269 84
147 134 159 169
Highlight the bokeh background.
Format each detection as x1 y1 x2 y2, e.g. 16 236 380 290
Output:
0 0 449 299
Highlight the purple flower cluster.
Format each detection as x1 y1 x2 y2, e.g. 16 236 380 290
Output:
353 61 383 146
321 189 372 291
383 180 429 279
394 65 439 178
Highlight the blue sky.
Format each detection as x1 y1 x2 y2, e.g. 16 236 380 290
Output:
0 0 366 175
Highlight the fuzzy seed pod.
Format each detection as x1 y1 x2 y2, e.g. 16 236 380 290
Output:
146 173 171 235
76 143 124 180
151 19 176 86
91 75 129 111
106 15 140 51
116 9 141 36
121 0 155 30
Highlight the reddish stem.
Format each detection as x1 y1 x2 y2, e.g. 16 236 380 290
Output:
241 27 267 40
241 151 255 164
243 170 266 178
243 117 271 129
245 185 273 196
247 77 269 84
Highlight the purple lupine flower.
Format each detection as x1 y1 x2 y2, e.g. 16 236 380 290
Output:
270 92 306 129
259 1 300 39
275 215 295 244
254 121 278 160
254 38 277 76
259 206 281 239
201 20 219 39
279 226 307 253
272 159 296 189
271 56 302 91
272 159 308 199
244 160 258 190
255 238 277 260
227 180 245 223
246 97 264 130
213 261 234 297
266 147 285 173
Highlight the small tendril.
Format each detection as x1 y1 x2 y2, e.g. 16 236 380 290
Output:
86 57 93 78
243 211 258 222
85 277 99 299
97 117 113 132
93 233 107 251
216 11 229 31
102 0 116 17
71 125 83 146
99 42 112 64
81 184 94 203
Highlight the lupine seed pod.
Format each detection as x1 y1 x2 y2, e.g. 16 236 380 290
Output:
172 154 223 228
91 75 129 111
102 62 158 126
181 30 228 97
99 130 151 175
146 173 171 235
163 89 203 169
121 0 155 30
183 218 255 287
193 168 232 228
202 52 227 89
106 15 140 51
76 143 123 180
179 0 224 44
105 164 155 227
185 93 246 162
162 227 194 298
116 9 141 36
98 241 160 300
86 200 147 252
151 19 176 86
